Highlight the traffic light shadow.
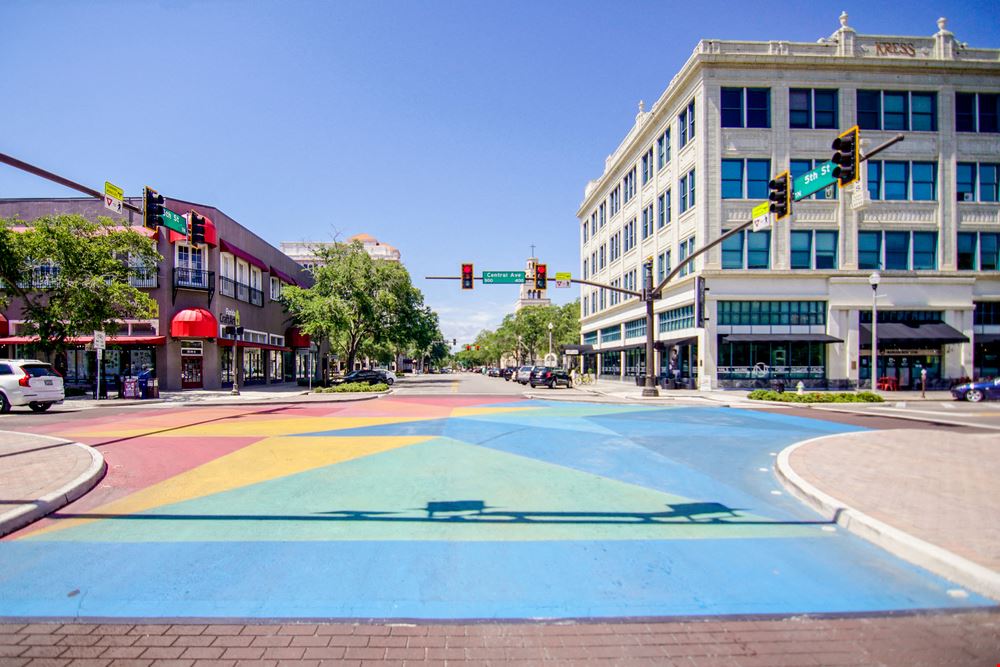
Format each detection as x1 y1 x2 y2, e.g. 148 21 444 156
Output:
50 500 839 527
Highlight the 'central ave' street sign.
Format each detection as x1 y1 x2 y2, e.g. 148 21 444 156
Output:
482 271 525 284
793 161 837 202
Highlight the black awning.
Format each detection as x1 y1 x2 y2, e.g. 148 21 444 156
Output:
654 336 697 350
974 333 1000 344
723 333 843 343
860 322 969 346
561 344 594 354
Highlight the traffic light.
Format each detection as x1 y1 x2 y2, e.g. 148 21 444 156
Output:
465 344 471 351
461 263 474 290
475 345 480 351
534 263 547 290
143 186 164 230
768 171 791 221
831 125 860 187
189 211 207 245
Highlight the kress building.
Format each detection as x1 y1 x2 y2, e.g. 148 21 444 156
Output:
576 13 1000 390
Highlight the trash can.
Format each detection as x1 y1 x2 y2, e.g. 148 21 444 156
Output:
772 379 786 393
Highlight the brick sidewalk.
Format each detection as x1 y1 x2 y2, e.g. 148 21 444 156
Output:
0 612 997 666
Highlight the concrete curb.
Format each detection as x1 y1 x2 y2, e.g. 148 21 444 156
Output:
775 434 1000 603
0 434 106 538
75 391 388 409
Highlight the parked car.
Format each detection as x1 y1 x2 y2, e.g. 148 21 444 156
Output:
376 369 397 384
951 377 1000 402
529 367 572 389
515 366 536 384
502 367 517 381
333 369 392 386
0 359 65 413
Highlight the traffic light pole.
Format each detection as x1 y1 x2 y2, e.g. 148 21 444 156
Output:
0 152 144 215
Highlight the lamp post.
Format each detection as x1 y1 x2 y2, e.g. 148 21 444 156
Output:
547 322 554 356
869 272 880 391
642 258 659 397
517 335 523 365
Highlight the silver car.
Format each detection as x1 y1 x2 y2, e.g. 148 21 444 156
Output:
515 365 536 384
0 359 65 413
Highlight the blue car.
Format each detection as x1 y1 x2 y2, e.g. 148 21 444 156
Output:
951 377 1000 402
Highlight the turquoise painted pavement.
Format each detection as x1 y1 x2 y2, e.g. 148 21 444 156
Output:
0 397 992 619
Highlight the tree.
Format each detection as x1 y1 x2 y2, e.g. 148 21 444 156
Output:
280 241 439 371
0 215 161 359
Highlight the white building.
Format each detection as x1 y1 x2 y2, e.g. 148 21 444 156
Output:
576 13 1000 390
280 233 401 269
515 256 552 311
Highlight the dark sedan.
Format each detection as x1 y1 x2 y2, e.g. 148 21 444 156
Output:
529 367 572 389
951 377 1000 402
333 369 393 386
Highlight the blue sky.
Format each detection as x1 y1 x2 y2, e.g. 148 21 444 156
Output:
1 0 996 345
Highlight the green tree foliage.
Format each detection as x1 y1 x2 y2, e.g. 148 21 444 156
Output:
454 300 581 367
280 241 442 371
0 215 161 358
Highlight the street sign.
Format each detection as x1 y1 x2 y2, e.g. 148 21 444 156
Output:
161 208 187 235
555 280 571 288
751 201 770 231
93 331 106 350
104 181 123 214
792 160 837 202
555 272 571 281
851 181 871 210
482 270 525 284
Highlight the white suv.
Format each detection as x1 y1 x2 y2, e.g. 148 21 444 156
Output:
0 359 65 413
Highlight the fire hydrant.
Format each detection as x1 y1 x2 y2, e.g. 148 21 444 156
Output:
796 381 805 395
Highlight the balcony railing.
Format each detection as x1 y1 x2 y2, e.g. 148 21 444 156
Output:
129 267 159 289
218 275 265 307
173 267 215 306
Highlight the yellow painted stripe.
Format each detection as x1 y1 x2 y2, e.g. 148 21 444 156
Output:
30 435 433 537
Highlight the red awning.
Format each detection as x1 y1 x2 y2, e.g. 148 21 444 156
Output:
220 239 268 272
285 326 311 348
270 265 300 286
170 308 218 338
0 335 166 346
0 313 7 338
218 339 292 352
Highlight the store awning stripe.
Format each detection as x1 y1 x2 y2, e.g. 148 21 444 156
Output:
220 239 269 272
270 265 300 286
859 323 969 345
723 333 843 343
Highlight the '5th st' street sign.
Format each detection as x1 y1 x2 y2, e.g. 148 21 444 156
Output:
793 161 837 201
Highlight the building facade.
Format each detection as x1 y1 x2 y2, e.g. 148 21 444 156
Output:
280 233 402 269
515 256 552 311
576 14 1000 390
0 197 318 392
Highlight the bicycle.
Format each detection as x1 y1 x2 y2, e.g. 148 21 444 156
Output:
573 372 595 387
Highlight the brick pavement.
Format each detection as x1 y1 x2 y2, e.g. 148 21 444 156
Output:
788 428 1000 574
0 613 997 666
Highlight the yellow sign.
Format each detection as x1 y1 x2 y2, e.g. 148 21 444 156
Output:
751 201 769 219
555 272 572 281
105 181 124 201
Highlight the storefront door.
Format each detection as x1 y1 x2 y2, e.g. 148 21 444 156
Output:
181 357 203 389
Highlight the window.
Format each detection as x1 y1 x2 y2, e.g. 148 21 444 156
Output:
721 88 770 128
722 230 770 269
867 161 937 201
657 191 671 229
590 292 596 314
958 232 1000 271
599 202 606 227
679 168 695 213
641 205 654 240
722 159 771 199
721 160 743 199
623 167 637 203
657 250 671 283
270 277 282 300
679 99 695 148
625 319 646 339
657 129 671 168
815 231 838 269
583 220 589 243
600 325 621 343
679 237 696 277
599 288 606 310
659 305 695 332
599 244 606 269
641 148 654 184
957 162 1000 202
790 231 812 269
789 88 838 129
956 92 999 133
623 219 636 253
610 186 621 216
583 331 597 345
718 301 826 326
610 278 621 306
610 232 620 262
590 251 597 274
858 90 937 131
582 258 589 280
790 160 837 200
859 231 937 270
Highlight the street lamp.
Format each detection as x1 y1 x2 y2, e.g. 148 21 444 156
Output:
869 272 880 391
517 335 523 365
547 322 554 356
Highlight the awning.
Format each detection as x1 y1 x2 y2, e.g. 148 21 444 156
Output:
170 308 218 338
0 313 7 338
168 211 218 246
220 239 268 272
860 322 969 346
0 335 165 346
655 335 698 350
561 344 594 354
723 333 843 343
270 265 300 286
975 333 1000 344
285 326 311 348
218 339 292 353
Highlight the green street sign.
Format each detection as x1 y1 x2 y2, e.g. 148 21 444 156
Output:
482 270 525 284
161 208 187 235
793 161 837 202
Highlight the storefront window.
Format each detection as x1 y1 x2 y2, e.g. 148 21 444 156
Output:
243 348 264 384
623 348 645 376
717 337 825 379
600 352 621 376
270 352 284 382
220 348 234 385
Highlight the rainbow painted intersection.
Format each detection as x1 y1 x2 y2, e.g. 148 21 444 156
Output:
0 396 992 619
